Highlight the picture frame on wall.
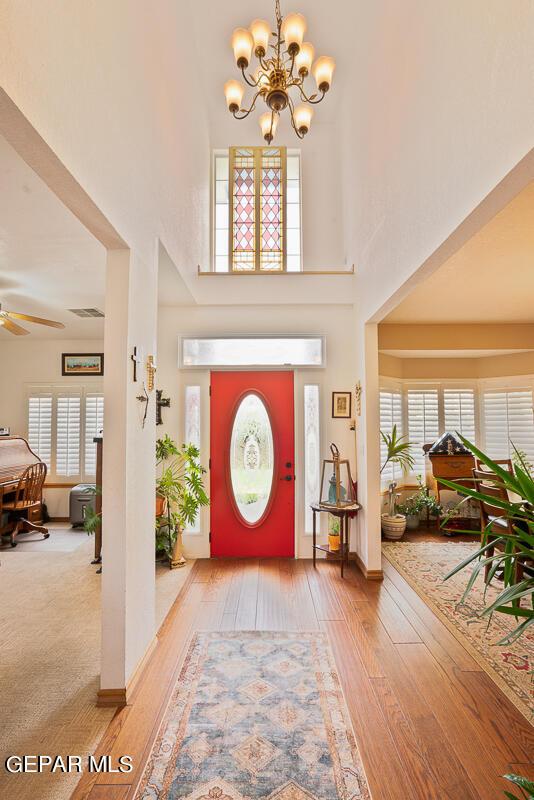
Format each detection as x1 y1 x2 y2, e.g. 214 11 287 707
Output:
62 353 104 376
331 391 352 418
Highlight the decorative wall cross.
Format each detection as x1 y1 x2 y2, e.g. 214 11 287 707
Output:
156 390 171 426
131 346 143 382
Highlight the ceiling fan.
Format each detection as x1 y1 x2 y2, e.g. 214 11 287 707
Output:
0 303 65 335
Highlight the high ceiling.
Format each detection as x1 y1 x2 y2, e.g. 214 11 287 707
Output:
385 182 534 324
0 135 106 339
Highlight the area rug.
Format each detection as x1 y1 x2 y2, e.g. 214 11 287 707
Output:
135 631 371 800
382 541 534 722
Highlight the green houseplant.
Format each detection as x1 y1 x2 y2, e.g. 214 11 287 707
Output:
433 435 534 797
380 425 415 540
155 435 209 569
439 434 533 645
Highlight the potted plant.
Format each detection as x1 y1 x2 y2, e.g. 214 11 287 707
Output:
397 477 444 530
396 494 424 529
380 425 415 539
439 436 534 798
155 435 209 569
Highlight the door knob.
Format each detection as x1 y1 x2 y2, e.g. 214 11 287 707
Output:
285 461 292 468
281 475 293 481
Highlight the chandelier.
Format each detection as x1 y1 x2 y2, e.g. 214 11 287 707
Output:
224 0 336 143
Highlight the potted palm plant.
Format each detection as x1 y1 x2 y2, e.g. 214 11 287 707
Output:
155 435 209 569
439 435 534 797
380 425 415 539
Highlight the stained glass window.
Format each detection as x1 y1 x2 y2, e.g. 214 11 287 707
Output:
214 147 300 272
231 148 256 271
260 148 284 271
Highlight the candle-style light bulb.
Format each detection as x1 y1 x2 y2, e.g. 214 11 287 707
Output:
224 80 245 113
312 56 335 92
281 13 306 56
231 27 254 69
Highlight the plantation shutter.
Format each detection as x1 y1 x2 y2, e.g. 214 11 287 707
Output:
380 390 403 487
407 388 439 479
483 389 534 462
56 395 81 476
443 388 476 443
84 395 104 476
27 395 52 468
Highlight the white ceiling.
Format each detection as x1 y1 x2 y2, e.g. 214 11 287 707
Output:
385 182 534 324
0 135 106 340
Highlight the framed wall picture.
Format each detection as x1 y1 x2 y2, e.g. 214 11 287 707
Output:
332 391 351 419
62 353 104 376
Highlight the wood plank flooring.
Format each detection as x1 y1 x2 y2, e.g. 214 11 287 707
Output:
71 557 534 800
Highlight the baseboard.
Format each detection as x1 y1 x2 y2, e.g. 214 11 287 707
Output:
350 551 383 581
96 635 159 708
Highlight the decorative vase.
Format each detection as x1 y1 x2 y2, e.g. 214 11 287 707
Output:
170 526 186 569
381 513 407 540
406 513 420 530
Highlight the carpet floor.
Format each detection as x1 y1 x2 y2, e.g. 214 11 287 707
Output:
0 524 192 800
135 630 371 800
382 540 534 723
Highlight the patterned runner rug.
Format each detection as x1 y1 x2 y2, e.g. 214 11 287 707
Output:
382 541 534 723
135 631 371 800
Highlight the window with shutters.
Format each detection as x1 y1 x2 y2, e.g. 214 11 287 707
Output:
407 388 439 479
56 395 81 477
483 388 534 462
27 386 103 482
443 388 476 442
213 148 301 272
27 395 53 468
84 395 104 476
379 389 403 488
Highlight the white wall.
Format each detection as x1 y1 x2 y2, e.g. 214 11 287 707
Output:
0 337 104 517
343 0 534 320
157 304 357 558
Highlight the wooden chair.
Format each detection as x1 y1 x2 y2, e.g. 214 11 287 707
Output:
475 458 513 474
2 462 49 547
472 468 523 582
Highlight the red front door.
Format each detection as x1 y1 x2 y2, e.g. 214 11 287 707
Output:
210 371 295 557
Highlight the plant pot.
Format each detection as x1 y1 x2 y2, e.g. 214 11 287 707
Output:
406 513 420 530
170 526 186 569
155 492 167 518
381 513 407 540
328 532 340 552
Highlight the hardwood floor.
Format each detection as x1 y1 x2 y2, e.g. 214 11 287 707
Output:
71 556 534 800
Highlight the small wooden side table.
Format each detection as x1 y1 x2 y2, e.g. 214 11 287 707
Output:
310 502 362 577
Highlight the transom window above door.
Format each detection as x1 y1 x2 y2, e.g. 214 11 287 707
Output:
213 147 301 272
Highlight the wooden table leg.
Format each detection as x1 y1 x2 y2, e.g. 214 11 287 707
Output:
340 513 345 578
312 508 316 568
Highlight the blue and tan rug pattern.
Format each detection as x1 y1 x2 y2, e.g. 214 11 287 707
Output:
135 631 370 800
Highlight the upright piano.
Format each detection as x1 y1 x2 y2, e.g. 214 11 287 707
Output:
0 437 43 531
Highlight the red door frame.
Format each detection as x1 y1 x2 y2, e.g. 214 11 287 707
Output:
210 370 295 558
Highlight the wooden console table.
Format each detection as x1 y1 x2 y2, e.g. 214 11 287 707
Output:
310 502 361 577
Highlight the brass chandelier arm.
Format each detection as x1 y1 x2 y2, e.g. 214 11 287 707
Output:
241 64 260 88
232 89 263 119
287 95 305 140
296 85 327 104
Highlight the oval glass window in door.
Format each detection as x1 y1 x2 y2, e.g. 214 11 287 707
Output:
230 393 274 524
